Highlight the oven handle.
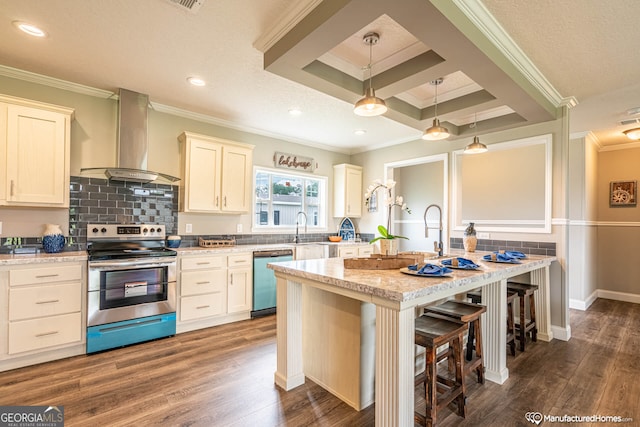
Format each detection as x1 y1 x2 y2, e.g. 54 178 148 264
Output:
89 259 176 269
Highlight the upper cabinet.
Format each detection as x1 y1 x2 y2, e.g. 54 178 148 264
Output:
333 163 362 218
0 95 74 208
178 132 254 213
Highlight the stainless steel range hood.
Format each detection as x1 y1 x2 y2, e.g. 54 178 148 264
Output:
82 88 180 184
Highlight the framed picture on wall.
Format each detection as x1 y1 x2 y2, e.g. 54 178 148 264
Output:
609 180 637 207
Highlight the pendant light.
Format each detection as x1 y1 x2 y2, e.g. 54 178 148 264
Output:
464 113 488 154
354 32 387 117
422 78 450 140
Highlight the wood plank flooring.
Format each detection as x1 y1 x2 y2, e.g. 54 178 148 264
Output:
1 298 638 426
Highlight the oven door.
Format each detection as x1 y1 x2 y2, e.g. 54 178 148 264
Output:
88 258 176 327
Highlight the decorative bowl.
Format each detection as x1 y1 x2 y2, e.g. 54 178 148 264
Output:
166 236 181 248
328 236 342 242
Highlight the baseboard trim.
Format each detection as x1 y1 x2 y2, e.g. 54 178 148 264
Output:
597 289 640 304
570 289 640 311
550 325 571 341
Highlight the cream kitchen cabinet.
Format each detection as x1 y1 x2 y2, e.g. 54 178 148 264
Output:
178 132 254 213
333 163 362 218
0 95 74 207
177 251 253 333
336 244 374 258
0 261 85 372
226 253 252 313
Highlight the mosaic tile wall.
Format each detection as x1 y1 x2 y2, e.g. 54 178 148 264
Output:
449 237 556 256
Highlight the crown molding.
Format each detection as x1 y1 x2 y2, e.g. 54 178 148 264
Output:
452 0 565 107
151 102 351 155
253 0 322 53
598 140 640 152
0 64 115 99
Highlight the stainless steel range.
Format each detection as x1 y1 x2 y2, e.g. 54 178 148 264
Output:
86 224 177 353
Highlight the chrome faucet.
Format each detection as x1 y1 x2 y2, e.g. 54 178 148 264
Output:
423 204 443 256
294 211 307 243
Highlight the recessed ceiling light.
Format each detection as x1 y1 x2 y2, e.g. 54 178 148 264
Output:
13 21 46 37
354 129 366 135
626 107 640 116
288 108 302 116
187 77 206 86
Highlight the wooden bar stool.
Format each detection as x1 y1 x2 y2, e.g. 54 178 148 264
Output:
467 290 518 356
414 313 467 427
506 281 539 351
424 300 486 384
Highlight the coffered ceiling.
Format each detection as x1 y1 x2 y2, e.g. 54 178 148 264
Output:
0 0 638 153
258 0 559 141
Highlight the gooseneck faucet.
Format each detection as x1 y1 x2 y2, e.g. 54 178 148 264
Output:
294 211 308 243
423 204 443 257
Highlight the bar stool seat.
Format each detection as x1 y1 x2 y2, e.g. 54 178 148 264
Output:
506 281 539 351
414 313 467 427
467 290 518 356
424 300 486 384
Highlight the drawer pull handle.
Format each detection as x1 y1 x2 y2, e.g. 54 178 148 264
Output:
196 262 211 265
196 281 210 285
35 274 60 279
196 305 210 310
36 299 60 304
36 331 59 337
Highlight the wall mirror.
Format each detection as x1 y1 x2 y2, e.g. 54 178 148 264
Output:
452 134 552 233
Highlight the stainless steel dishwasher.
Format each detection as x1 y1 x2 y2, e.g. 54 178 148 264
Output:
252 249 293 318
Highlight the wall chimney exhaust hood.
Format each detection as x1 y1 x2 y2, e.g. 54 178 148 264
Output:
81 89 180 184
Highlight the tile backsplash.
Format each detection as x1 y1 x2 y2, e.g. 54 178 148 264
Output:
68 176 178 250
449 237 556 256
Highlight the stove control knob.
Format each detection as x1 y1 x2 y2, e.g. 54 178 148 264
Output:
150 228 155 233
92 227 99 233
156 226 163 233
101 228 107 233
143 228 148 234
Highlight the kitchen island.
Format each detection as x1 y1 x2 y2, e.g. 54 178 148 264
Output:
269 252 556 427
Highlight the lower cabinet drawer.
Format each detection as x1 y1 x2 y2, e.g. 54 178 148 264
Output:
8 312 82 354
180 293 226 321
9 282 82 321
9 264 82 287
181 270 226 296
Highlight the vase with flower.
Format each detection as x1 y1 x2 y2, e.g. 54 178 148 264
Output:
365 179 411 256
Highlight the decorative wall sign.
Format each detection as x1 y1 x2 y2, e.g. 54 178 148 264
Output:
610 180 637 207
273 152 315 172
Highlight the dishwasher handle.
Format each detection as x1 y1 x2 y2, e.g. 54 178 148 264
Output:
253 250 294 258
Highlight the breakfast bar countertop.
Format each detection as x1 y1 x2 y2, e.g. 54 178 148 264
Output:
269 250 557 427
268 251 556 305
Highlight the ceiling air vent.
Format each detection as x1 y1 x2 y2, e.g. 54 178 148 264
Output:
166 0 205 13
620 118 640 126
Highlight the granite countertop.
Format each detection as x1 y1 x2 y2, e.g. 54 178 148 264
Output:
0 251 88 266
0 241 372 264
268 251 557 304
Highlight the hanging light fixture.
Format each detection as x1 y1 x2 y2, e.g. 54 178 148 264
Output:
422 78 450 140
354 32 387 117
464 113 488 154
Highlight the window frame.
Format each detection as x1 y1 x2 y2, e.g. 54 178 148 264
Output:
252 166 328 232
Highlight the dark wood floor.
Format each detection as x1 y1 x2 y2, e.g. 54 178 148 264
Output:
1 298 638 426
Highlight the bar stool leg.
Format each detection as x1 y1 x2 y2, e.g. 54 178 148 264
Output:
425 347 437 426
472 318 484 383
507 296 516 356
453 331 467 418
529 294 538 342
518 295 527 352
